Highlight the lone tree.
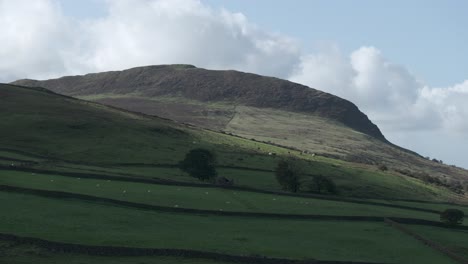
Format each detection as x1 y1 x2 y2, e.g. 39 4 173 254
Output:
307 174 337 194
179 148 217 181
440 209 464 226
275 158 302 193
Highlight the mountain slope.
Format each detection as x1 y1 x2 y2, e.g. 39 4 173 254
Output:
0 83 191 164
13 65 385 140
12 66 468 189
1 83 467 202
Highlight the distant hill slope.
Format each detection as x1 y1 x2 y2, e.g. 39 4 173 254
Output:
13 65 385 141
12 66 468 187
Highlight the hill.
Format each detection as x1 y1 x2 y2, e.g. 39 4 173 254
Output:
2 83 468 263
13 65 468 188
1 82 463 201
13 65 384 140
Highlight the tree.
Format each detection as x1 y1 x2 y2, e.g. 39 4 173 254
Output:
275 159 302 192
440 209 464 226
307 175 337 194
179 148 217 181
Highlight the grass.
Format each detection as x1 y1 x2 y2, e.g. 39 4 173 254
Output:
224 105 468 186
0 150 44 162
0 240 226 264
407 224 468 259
0 84 463 201
0 170 444 220
226 105 363 157
371 199 468 216
0 192 457 264
1 83 467 263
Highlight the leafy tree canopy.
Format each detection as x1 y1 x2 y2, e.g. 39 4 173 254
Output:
179 148 217 181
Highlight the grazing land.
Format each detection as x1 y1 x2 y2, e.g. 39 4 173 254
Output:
1 83 467 263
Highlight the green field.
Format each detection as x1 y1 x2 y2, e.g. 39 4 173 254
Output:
1 252 223 264
0 170 446 220
1 83 468 263
0 192 459 264
407 225 468 259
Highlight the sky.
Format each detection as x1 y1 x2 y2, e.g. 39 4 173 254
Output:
1 0 467 168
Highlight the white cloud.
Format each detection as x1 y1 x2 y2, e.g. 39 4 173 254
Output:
290 46 468 135
84 0 300 77
0 0 300 81
420 80 468 133
0 0 74 80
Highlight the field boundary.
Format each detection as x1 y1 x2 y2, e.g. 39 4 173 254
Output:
0 184 384 221
0 166 446 215
384 218 468 264
1 146 467 207
1 184 467 231
0 233 384 264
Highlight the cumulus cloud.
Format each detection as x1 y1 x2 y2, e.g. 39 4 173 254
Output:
85 0 300 77
0 0 74 80
420 81 468 133
290 46 468 135
0 0 300 82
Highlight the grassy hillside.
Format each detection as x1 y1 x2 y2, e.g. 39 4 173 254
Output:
1 83 463 201
1 83 468 263
13 65 468 187
13 65 385 140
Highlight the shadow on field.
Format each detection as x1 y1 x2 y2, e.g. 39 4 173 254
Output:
0 233 385 264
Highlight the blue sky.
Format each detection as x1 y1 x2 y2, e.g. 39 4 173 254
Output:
204 0 468 85
60 0 468 87
1 0 467 168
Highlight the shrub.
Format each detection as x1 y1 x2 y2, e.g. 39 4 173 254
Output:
179 148 217 181
440 209 464 226
378 164 388 171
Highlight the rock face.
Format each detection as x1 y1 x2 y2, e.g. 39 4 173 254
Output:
13 64 385 141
